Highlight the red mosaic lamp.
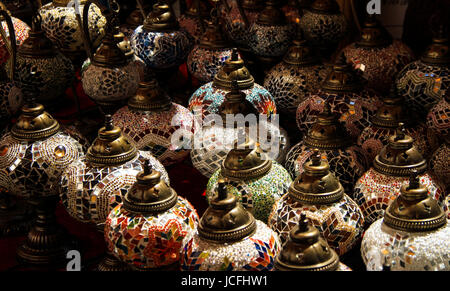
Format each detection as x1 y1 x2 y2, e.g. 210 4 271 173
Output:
104 161 199 270
270 149 364 256
353 123 447 228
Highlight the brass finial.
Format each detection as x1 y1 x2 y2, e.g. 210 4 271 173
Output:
283 29 319 65
127 79 172 112
198 7 231 49
371 87 412 128
256 0 286 26
213 49 254 90
275 213 340 271
321 52 363 93
383 170 446 232
421 24 449 65
198 179 256 243
356 14 392 48
17 14 57 58
143 0 179 31
218 80 257 124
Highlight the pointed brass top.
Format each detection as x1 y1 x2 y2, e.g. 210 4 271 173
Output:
18 15 57 58
371 87 412 128
356 14 393 48
143 1 179 31
213 49 254 90
421 25 450 65
128 79 172 112
283 30 319 66
321 53 363 93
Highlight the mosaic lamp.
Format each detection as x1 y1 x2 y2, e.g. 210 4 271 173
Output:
0 1 29 67
274 213 351 271
2 10 74 108
181 180 281 271
263 30 328 115
357 88 434 162
80 2 141 113
186 4 234 84
0 90 85 266
178 0 208 44
220 0 264 53
395 26 450 118
60 115 169 270
361 173 450 271
190 82 288 178
205 133 293 223
188 49 276 121
427 90 450 142
286 102 369 194
296 53 382 140
38 0 106 63
270 149 364 256
353 124 446 228
131 0 193 71
341 14 415 95
299 0 348 57
429 138 450 192
247 0 295 65
105 161 199 270
111 79 195 166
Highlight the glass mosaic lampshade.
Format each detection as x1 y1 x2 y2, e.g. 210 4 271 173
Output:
38 0 106 61
190 83 287 178
181 181 281 271
357 89 435 162
353 125 446 228
295 54 382 141
131 1 193 70
263 31 328 115
426 91 449 142
247 0 295 63
275 213 351 271
178 0 207 44
395 26 449 118
2 12 74 107
80 6 140 112
341 15 415 95
111 79 195 166
429 139 450 192
270 150 364 256
188 49 276 121
104 162 199 270
361 174 450 271
205 135 292 223
186 6 234 84
286 102 370 194
0 4 29 67
299 0 348 57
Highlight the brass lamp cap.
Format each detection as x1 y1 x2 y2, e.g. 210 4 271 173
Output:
12 102 60 141
218 80 258 123
275 213 340 271
123 161 177 214
289 149 344 205
86 115 137 166
256 0 286 26
309 0 340 14
92 32 127 67
374 123 427 177
355 14 392 48
143 1 179 31
321 54 363 93
283 31 319 66
371 87 412 128
198 180 257 243
222 133 272 181
213 49 255 90
421 26 450 65
304 102 352 150
18 15 57 58
199 20 231 49
383 173 446 232
128 79 172 112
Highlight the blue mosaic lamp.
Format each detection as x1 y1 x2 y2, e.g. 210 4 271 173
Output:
131 0 193 70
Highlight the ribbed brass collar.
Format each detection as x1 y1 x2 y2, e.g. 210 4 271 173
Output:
18 15 57 58
421 26 450 65
371 88 412 128
92 30 127 68
289 149 344 205
374 123 427 177
283 32 319 66
304 102 352 150
218 81 258 125
199 180 256 243
321 54 363 93
355 15 392 48
12 102 60 141
308 0 340 14
213 49 254 90
143 1 179 31
86 115 137 166
275 213 340 271
123 161 177 214
383 173 446 232
222 135 272 181
256 0 286 26
128 80 172 112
